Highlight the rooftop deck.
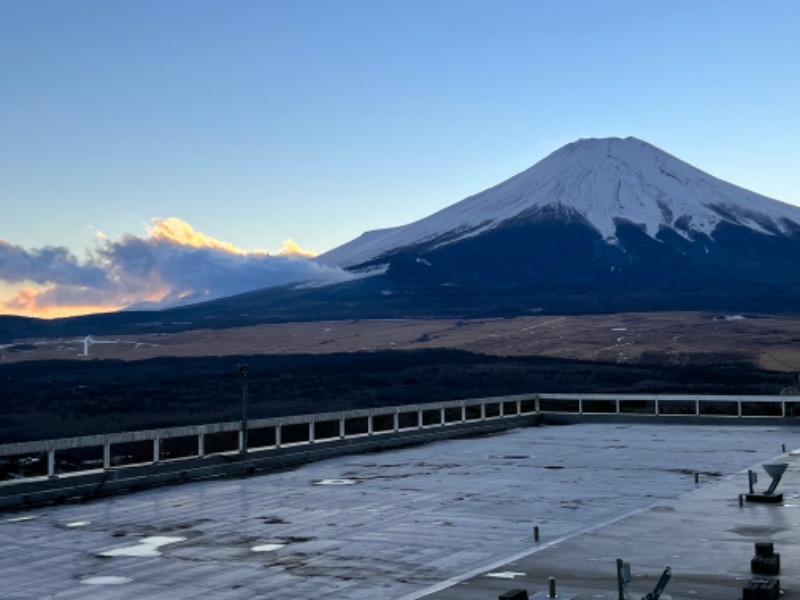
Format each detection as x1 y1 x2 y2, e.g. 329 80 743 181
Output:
2 422 799 598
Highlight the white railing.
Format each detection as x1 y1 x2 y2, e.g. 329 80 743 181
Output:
1 393 797 481
537 393 795 419
0 394 538 480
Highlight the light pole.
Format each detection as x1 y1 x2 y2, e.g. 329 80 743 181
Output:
236 363 250 454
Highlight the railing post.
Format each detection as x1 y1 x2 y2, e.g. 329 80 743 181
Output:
481 402 486 421
579 397 584 415
275 425 282 448
440 407 445 426
738 399 743 418
654 397 660 416
309 420 315 444
418 409 424 429
103 443 111 470
535 395 540 413
340 417 346 439
695 398 700 416
499 402 505 418
47 449 56 478
461 403 466 422
615 396 621 415
517 399 522 415
368 415 374 436
198 432 205 457
393 411 399 432
153 437 160 464
782 399 786 418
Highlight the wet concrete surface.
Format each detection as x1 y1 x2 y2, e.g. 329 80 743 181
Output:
1 423 798 599
417 448 800 599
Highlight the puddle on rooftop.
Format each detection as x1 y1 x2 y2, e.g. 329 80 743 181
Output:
490 455 531 460
6 515 37 523
486 571 525 579
99 535 186 557
252 543 285 552
314 478 358 486
730 525 784 537
66 521 91 528
81 576 132 585
261 516 288 524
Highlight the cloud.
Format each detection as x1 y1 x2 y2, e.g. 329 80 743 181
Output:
276 239 316 258
0 218 350 318
146 218 317 258
147 217 269 256
0 240 107 286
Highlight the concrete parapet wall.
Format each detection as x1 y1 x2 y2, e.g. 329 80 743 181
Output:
1 392 798 511
0 393 537 457
0 415 539 510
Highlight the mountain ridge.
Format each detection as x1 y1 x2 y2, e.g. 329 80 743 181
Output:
318 137 800 268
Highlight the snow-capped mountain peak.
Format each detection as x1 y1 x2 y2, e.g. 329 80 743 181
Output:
319 137 800 267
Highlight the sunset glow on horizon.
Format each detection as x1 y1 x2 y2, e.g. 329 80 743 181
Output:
0 287 122 319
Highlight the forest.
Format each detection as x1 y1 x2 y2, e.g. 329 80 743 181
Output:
0 349 792 444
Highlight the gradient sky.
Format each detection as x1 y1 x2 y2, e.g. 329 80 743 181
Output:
2 1 799 318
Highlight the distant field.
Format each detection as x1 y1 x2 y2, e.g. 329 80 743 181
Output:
3 311 800 372
3 310 799 442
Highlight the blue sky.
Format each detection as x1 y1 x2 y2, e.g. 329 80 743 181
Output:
1 1 799 317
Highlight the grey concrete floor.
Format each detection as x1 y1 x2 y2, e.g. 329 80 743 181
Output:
1 423 798 599
421 453 800 600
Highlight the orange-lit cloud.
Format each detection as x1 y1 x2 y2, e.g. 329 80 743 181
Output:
277 239 316 258
148 217 267 255
0 218 346 319
147 217 316 257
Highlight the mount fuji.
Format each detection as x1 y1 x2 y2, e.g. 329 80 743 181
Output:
3 136 800 340
319 137 800 268
261 136 799 318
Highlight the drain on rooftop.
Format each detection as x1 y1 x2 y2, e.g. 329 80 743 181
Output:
491 455 530 460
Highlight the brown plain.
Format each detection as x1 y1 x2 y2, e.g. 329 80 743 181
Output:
3 311 800 372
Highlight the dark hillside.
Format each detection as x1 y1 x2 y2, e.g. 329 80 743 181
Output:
0 349 790 443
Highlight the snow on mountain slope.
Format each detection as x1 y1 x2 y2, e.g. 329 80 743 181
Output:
318 137 800 268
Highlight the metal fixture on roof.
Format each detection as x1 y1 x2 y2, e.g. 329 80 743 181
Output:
641 567 672 600
746 463 788 503
617 559 672 600
236 363 250 454
498 588 528 600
